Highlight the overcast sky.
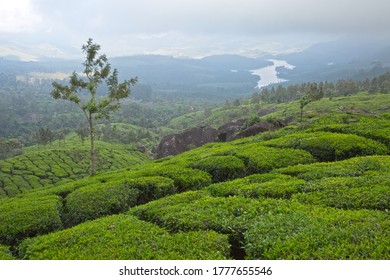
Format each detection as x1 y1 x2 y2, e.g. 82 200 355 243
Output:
1 0 389 60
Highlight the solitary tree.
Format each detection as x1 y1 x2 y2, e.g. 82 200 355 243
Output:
299 82 324 122
51 38 137 175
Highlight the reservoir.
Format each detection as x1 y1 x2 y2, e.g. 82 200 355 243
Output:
250 59 295 89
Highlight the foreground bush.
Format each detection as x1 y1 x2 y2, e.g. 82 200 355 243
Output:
274 156 390 180
190 155 246 182
19 215 230 260
122 176 177 204
230 145 315 174
292 175 390 211
137 165 212 191
0 195 63 245
65 181 139 226
207 174 305 199
129 192 266 234
0 244 14 260
244 205 390 259
262 132 387 161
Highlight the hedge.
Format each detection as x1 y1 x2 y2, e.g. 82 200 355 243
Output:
0 195 63 245
122 176 177 205
130 193 281 235
274 156 390 180
190 155 246 182
262 132 388 161
0 244 14 260
292 175 390 211
230 145 315 174
244 205 390 259
311 115 390 148
64 181 139 226
207 174 305 199
64 176 177 226
137 165 212 191
19 215 230 260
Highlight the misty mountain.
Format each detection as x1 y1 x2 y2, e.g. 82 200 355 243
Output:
276 35 390 83
1 35 390 101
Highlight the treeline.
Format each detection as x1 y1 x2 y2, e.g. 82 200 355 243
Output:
252 72 390 104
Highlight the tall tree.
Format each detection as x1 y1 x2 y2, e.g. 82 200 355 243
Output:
51 38 137 175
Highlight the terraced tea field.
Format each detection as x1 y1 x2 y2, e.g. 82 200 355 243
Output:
0 141 149 197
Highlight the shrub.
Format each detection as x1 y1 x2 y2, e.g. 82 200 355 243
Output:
0 195 63 245
122 176 177 205
0 244 14 260
19 215 230 260
130 194 277 235
65 181 139 226
207 175 305 199
231 144 315 174
262 132 388 161
244 205 390 259
292 175 390 211
274 156 390 180
64 176 177 226
138 165 212 191
190 155 246 182
311 115 390 148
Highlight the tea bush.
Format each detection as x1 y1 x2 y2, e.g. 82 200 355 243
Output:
207 175 305 199
230 145 315 174
136 165 212 191
310 115 390 148
19 215 230 260
0 244 14 260
64 176 177 226
130 194 283 235
292 175 390 211
274 156 390 180
0 142 149 197
190 155 246 182
244 205 390 259
262 132 388 161
122 176 176 204
0 195 63 245
65 181 139 226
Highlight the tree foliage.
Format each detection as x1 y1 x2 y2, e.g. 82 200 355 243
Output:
51 38 137 175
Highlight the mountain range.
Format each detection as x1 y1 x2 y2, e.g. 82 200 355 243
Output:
1 35 390 100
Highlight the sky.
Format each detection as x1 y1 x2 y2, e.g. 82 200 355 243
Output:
0 0 390 60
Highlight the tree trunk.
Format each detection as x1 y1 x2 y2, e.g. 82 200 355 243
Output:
88 113 95 176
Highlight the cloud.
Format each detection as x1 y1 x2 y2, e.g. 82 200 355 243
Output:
0 0 42 33
2 0 390 58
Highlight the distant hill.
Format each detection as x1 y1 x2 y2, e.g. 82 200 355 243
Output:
276 35 390 83
2 35 390 101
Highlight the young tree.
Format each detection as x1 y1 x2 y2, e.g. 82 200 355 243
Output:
51 38 137 175
299 83 324 122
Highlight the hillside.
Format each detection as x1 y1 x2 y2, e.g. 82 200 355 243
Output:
167 92 390 130
0 93 389 259
0 137 150 197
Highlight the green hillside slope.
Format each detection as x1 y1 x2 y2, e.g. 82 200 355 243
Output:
0 139 150 197
1 94 389 260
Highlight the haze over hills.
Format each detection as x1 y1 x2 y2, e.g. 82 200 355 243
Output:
1 36 390 101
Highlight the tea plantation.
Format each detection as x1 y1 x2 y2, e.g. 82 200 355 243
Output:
0 95 389 260
0 140 149 197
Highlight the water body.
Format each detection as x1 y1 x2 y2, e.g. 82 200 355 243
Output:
250 59 295 89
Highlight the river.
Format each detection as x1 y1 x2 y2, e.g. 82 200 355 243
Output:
250 59 295 89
